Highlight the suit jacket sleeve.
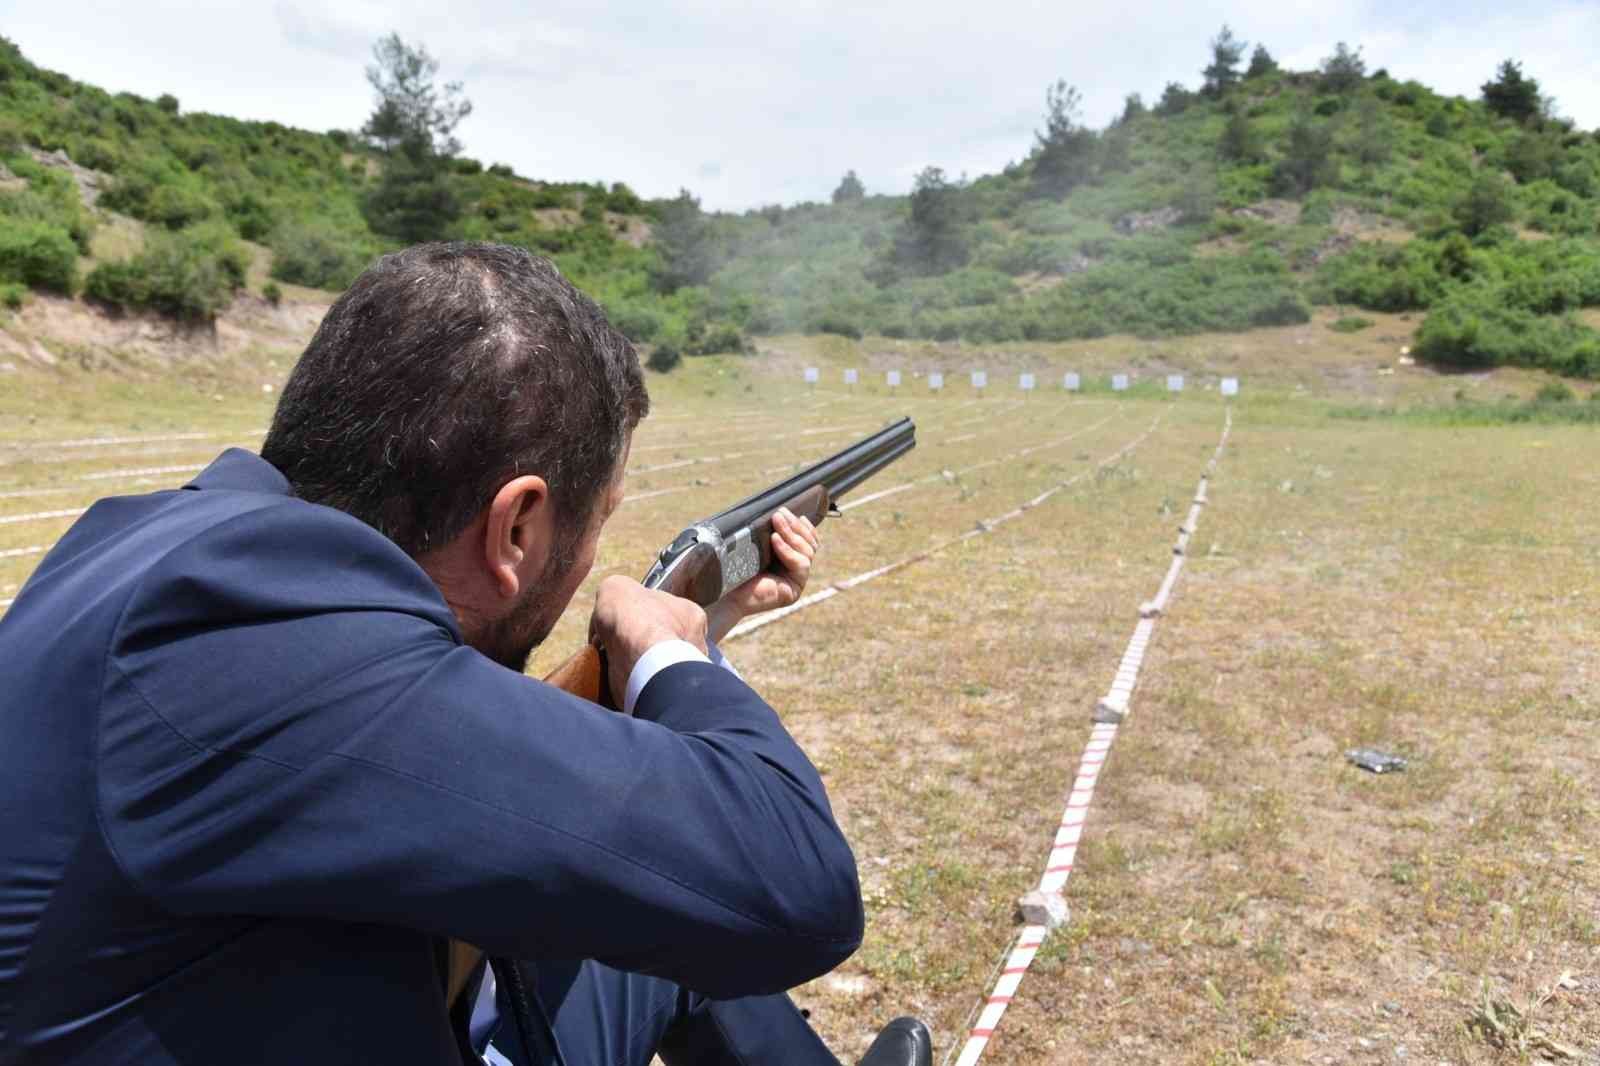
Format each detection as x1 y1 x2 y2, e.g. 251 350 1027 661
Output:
95 504 862 998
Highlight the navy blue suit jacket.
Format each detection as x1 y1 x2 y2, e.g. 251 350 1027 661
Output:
0 450 862 1065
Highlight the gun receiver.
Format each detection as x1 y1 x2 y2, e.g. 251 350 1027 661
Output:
642 416 916 605
540 417 915 710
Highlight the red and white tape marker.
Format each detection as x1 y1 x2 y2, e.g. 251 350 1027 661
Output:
946 408 1232 1066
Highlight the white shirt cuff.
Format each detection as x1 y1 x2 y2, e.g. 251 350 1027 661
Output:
624 639 711 715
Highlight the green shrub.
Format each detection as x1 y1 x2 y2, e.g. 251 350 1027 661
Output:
812 313 863 339
0 217 78 293
0 280 26 309
1415 293 1600 378
1330 395 1600 426
85 223 248 321
645 343 681 373
605 182 643 214
1311 242 1445 311
262 280 282 306
1534 380 1576 403
224 192 275 241
0 167 96 252
100 156 219 229
684 321 747 355
1329 315 1375 332
1454 173 1515 236
268 221 373 291
605 300 663 343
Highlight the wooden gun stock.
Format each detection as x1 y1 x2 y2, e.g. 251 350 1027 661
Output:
541 642 615 709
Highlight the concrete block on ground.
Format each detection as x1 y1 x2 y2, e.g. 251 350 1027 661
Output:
1016 889 1070 929
1093 696 1128 723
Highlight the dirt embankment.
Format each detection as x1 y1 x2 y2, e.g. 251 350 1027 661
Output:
0 291 331 375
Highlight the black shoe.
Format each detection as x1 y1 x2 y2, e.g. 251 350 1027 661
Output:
857 1016 932 1066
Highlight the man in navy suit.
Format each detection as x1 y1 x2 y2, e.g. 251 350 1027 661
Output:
0 244 931 1066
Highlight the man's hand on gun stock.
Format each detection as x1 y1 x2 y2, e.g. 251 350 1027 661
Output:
590 506 819 699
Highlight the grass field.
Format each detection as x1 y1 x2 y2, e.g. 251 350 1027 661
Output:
1 331 1596 1065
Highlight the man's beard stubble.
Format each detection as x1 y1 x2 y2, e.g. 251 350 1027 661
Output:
478 540 582 673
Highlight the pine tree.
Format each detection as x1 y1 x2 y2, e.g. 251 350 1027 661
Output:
1029 81 1099 199
831 170 866 204
1245 45 1278 79
1319 42 1367 94
892 167 969 274
650 190 719 292
1272 112 1338 195
1481 60 1543 125
359 34 471 242
1202 25 1247 98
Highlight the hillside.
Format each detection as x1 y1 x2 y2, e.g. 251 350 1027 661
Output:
696 51 1600 379
0 35 711 350
2 35 1600 380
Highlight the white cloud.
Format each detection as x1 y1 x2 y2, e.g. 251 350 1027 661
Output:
4 0 1596 210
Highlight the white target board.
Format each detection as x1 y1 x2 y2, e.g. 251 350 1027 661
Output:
1063 372 1081 391
929 372 944 390
1111 374 1130 392
1167 374 1185 392
1019 373 1036 391
803 367 819 384
1220 377 1240 397
843 368 858 385
971 370 988 389
886 370 902 387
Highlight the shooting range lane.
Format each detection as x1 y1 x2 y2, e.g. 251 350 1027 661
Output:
0 392 1074 616
837 410 1117 515
944 408 1233 1066
568 395 1099 604
0 428 267 453
614 400 1033 510
624 393 967 453
722 409 1170 643
623 400 1016 477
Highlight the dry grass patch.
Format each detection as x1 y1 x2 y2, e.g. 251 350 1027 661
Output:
1 339 1596 1065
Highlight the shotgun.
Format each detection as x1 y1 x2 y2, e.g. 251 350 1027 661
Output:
445 417 917 1009
543 415 917 707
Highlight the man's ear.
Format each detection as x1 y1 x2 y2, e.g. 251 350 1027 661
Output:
483 475 552 600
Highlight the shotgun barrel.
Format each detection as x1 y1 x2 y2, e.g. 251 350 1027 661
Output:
642 417 916 606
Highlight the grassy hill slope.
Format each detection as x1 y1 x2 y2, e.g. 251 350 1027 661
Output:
0 36 727 351
3 36 1600 379
698 58 1600 378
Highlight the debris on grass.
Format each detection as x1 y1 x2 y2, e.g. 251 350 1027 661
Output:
1466 977 1583 1059
1345 748 1408 774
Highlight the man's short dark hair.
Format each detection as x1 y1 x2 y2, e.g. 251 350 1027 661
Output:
262 242 648 557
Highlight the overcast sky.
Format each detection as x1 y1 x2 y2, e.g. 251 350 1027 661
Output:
4 1 1597 211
